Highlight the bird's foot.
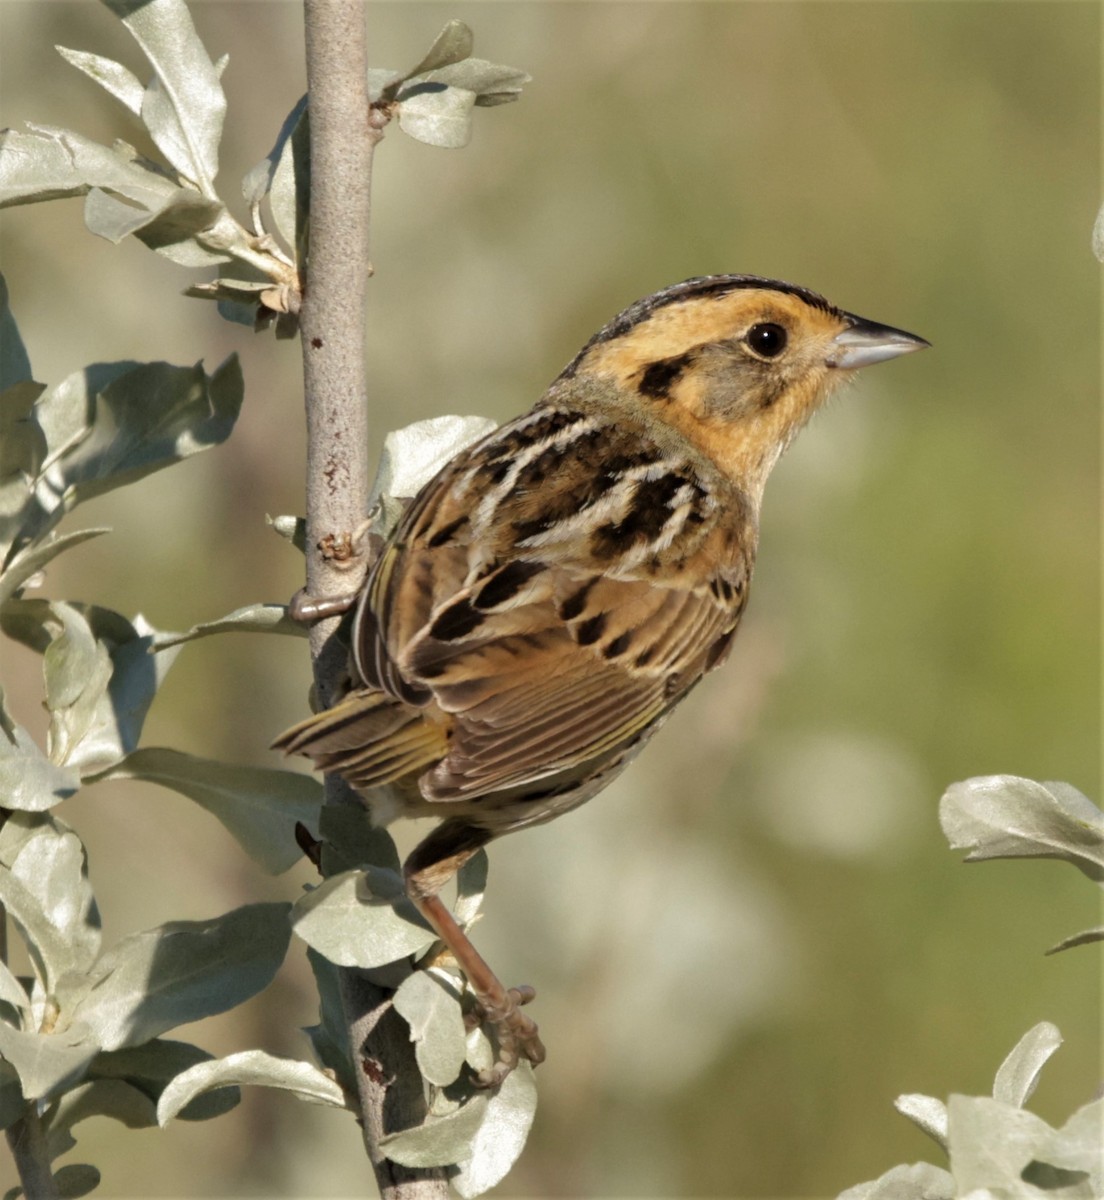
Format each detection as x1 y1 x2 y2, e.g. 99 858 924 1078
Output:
468 984 545 1088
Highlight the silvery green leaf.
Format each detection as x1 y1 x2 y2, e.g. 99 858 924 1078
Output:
366 494 405 544
0 865 72 994
304 948 354 1095
0 381 47 496
992 1022 1062 1108
144 230 232 269
0 688 81 812
836 1162 955 1200
0 273 33 391
1042 1099 1102 1191
393 970 466 1087
1046 926 1104 954
252 94 308 259
216 298 258 329
52 1164 100 1199
0 962 29 1016
186 277 270 299
0 811 100 991
68 902 291 1051
156 1050 346 1127
84 184 158 241
0 1061 23 1131
152 603 304 649
6 814 101 983
268 514 307 552
9 601 113 769
419 59 530 104
0 807 60 863
89 1038 239 1122
104 0 226 191
404 20 474 81
950 1099 1094 1200
0 1020 99 1101
0 382 48 563
397 85 476 149
0 124 177 209
55 46 144 115
17 355 242 549
369 416 496 515
2 601 180 774
77 608 180 774
92 748 322 875
452 1063 537 1198
1094 204 1104 263
380 1092 490 1168
318 804 402 876
464 1023 494 1076
85 185 225 254
940 776 1104 883
894 1093 948 1150
49 1078 157 1134
45 1124 77 1171
473 92 525 110
454 850 487 929
291 869 435 969
0 529 111 609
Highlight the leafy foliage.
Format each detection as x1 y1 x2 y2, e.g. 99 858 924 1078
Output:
841 1024 1100 1200
838 777 1103 1199
367 19 530 150
0 275 312 1189
940 775 1104 951
0 2 527 337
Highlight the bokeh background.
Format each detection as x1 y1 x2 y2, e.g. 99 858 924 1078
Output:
0 2 1099 1197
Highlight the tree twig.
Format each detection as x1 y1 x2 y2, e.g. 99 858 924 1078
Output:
6 1107 59 1200
299 2 447 1195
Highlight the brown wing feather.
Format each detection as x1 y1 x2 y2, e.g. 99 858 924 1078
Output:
353 402 755 802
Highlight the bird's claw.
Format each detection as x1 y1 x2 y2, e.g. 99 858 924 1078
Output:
471 985 545 1088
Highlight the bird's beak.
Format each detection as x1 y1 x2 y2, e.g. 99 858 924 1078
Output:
826 314 930 370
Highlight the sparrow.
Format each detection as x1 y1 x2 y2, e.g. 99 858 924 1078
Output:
275 273 928 1085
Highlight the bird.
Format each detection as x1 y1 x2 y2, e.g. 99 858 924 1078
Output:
274 273 928 1086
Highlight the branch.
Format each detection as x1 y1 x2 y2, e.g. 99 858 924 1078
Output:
299 2 447 1195
5 1107 60 1200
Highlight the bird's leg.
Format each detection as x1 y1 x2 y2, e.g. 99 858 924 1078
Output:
404 819 546 1087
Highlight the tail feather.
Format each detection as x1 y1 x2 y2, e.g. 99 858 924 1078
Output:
272 688 447 788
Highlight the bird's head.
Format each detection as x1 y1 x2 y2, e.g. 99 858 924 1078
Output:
557 274 929 499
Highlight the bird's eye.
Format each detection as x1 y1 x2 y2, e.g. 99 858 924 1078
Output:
745 323 788 359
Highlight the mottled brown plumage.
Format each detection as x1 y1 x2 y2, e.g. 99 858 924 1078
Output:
275 274 928 1084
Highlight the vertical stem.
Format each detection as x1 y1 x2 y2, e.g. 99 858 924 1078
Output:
300 0 372 675
299 3 447 1196
6 1107 59 1200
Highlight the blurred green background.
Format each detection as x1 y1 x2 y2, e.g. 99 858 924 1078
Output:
0 2 1099 1197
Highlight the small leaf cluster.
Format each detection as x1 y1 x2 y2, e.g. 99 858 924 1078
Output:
940 775 1104 953
0 2 529 337
0 0 301 336
839 776 1104 1200
367 19 530 149
841 1024 1100 1200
